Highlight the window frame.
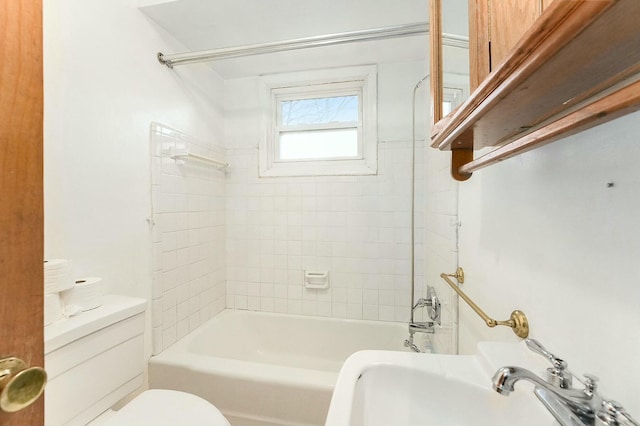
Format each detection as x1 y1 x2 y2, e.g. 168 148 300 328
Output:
259 66 377 177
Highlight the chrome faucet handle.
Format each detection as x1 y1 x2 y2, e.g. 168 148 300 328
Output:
426 286 441 325
582 374 598 390
411 287 442 326
574 373 599 398
525 339 572 388
597 400 640 426
525 339 568 369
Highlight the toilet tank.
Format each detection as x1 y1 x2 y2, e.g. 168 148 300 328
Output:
44 295 147 426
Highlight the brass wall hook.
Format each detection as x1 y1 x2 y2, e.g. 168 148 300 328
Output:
440 269 529 338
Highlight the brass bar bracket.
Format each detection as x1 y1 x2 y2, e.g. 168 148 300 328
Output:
440 270 529 338
445 267 465 284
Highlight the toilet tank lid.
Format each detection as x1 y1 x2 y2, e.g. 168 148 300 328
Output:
102 390 230 426
45 295 146 354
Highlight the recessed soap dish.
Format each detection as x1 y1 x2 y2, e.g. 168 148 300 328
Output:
304 271 329 289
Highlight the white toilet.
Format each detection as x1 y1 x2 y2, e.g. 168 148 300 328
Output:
99 389 229 426
44 295 230 426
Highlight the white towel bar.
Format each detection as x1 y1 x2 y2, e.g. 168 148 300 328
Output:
169 149 228 169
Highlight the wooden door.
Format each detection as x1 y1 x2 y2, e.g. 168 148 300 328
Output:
0 1 45 425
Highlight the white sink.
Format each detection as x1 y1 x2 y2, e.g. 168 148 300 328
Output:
326 343 556 426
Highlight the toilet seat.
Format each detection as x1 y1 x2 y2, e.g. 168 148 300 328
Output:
101 389 230 426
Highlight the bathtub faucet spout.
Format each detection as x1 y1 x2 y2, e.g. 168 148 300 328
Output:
408 321 435 334
404 322 435 353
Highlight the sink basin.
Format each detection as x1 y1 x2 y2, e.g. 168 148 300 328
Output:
326 343 555 426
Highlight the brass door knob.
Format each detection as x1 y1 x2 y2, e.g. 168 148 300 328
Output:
0 357 47 412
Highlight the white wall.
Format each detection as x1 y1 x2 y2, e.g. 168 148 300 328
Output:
44 0 224 301
457 111 640 413
44 0 226 372
224 61 430 323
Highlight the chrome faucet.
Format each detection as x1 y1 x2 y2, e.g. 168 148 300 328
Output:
409 285 441 330
404 286 441 352
492 339 638 426
408 286 441 331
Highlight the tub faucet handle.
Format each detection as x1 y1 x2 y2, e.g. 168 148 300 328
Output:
525 338 572 388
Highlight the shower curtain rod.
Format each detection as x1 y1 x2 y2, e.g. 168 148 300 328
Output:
157 22 468 68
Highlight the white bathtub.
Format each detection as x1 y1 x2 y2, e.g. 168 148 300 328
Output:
149 309 417 426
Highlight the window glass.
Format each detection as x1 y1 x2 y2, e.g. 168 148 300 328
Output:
443 86 464 116
279 95 359 126
279 128 358 160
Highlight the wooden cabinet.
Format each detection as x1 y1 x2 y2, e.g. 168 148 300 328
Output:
430 0 640 181
469 1 542 91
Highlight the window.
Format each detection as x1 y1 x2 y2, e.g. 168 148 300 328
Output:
443 86 464 116
259 66 377 177
278 93 359 160
441 72 469 116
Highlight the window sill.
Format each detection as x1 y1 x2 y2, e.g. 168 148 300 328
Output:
258 157 377 178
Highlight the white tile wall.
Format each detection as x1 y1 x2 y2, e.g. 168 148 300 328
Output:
223 62 431 325
150 123 226 354
225 140 425 322
424 148 459 354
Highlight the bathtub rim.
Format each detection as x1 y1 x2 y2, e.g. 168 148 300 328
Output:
150 309 410 391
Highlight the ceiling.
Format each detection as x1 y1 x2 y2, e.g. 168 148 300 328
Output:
139 0 431 79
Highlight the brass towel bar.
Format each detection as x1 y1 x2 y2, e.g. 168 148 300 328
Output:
440 269 529 338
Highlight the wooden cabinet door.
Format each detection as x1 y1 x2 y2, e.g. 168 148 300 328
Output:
0 1 45 424
469 0 491 91
489 1 541 69
469 0 542 91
